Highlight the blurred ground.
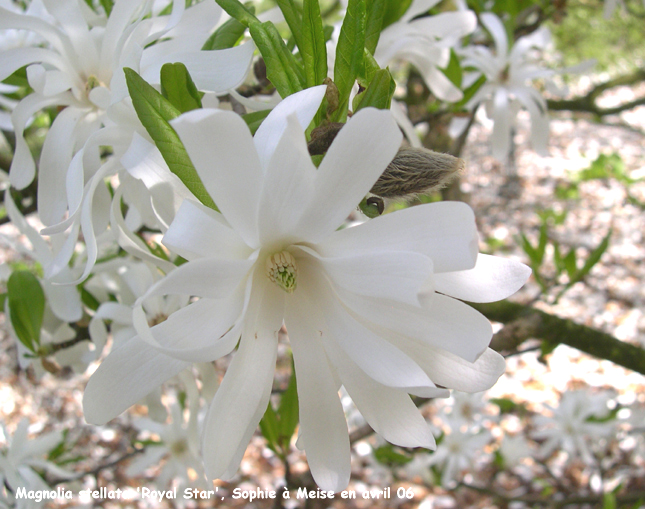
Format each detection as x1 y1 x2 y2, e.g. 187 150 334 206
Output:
1 90 645 508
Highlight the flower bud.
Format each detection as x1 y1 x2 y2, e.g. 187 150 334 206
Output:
370 147 465 199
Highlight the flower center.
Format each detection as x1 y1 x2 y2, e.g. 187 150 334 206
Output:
265 251 298 293
85 74 102 94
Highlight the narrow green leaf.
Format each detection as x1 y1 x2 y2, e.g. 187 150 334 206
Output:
537 223 548 265
124 68 217 210
202 16 247 50
563 249 577 279
7 271 45 352
259 402 280 455
0 293 6 313
573 229 612 283
519 232 540 267
80 286 100 312
249 21 305 98
354 68 395 112
275 0 304 52
160 63 202 113
365 0 386 54
215 0 259 27
277 364 299 447
333 0 367 121
302 0 328 87
454 74 486 110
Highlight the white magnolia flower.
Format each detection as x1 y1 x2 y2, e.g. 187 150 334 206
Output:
374 0 477 102
0 419 74 508
84 86 530 491
127 400 205 492
453 13 559 159
406 428 492 487
439 390 497 431
0 0 254 227
532 390 617 464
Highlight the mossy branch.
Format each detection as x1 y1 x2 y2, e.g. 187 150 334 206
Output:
472 300 645 375
548 68 645 117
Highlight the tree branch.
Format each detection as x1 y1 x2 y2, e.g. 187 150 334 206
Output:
472 300 645 375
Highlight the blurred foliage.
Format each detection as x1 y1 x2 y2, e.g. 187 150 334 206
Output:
548 0 645 72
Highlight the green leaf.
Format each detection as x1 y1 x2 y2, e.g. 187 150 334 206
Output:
602 491 617 509
563 249 577 279
80 286 100 312
259 402 280 455
99 0 114 17
0 292 6 313
365 0 386 54
572 229 612 284
381 0 412 30
249 21 305 98
124 68 217 210
277 365 299 446
302 0 328 87
242 109 271 134
373 444 413 466
160 63 202 113
537 222 548 265
453 73 486 110
202 16 247 50
7 271 45 352
214 0 259 27
275 0 304 53
333 0 366 121
354 68 395 112
439 49 462 88
519 232 540 267
359 47 381 86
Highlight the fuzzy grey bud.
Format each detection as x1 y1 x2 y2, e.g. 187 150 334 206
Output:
370 147 465 199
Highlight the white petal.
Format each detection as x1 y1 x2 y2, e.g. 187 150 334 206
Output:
400 0 442 23
320 201 478 273
480 13 508 62
202 281 281 481
137 256 255 301
100 0 147 72
324 336 436 449
395 342 506 392
253 85 327 170
420 65 463 102
163 199 250 260
491 88 511 160
170 108 262 247
37 105 84 226
410 11 477 40
299 246 433 306
336 290 493 363
299 108 402 243
302 269 434 390
286 296 351 493
132 293 244 362
0 47 68 83
83 336 190 425
434 254 531 303
10 93 70 189
142 41 255 94
257 112 317 244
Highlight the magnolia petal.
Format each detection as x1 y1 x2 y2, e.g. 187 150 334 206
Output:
299 246 433 306
300 108 402 243
170 108 262 248
324 335 436 449
100 0 148 72
0 47 68 83
286 295 351 493
132 294 244 362
419 64 463 102
410 11 477 40
320 201 478 273
303 270 435 390
253 85 327 170
38 105 84 226
491 88 511 160
400 0 442 23
337 290 493 363
143 41 255 94
163 199 251 261
257 113 317 245
10 93 70 189
480 13 508 63
396 342 506 393
202 283 280 481
83 336 190 425
137 256 254 301
511 86 550 156
434 254 531 303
